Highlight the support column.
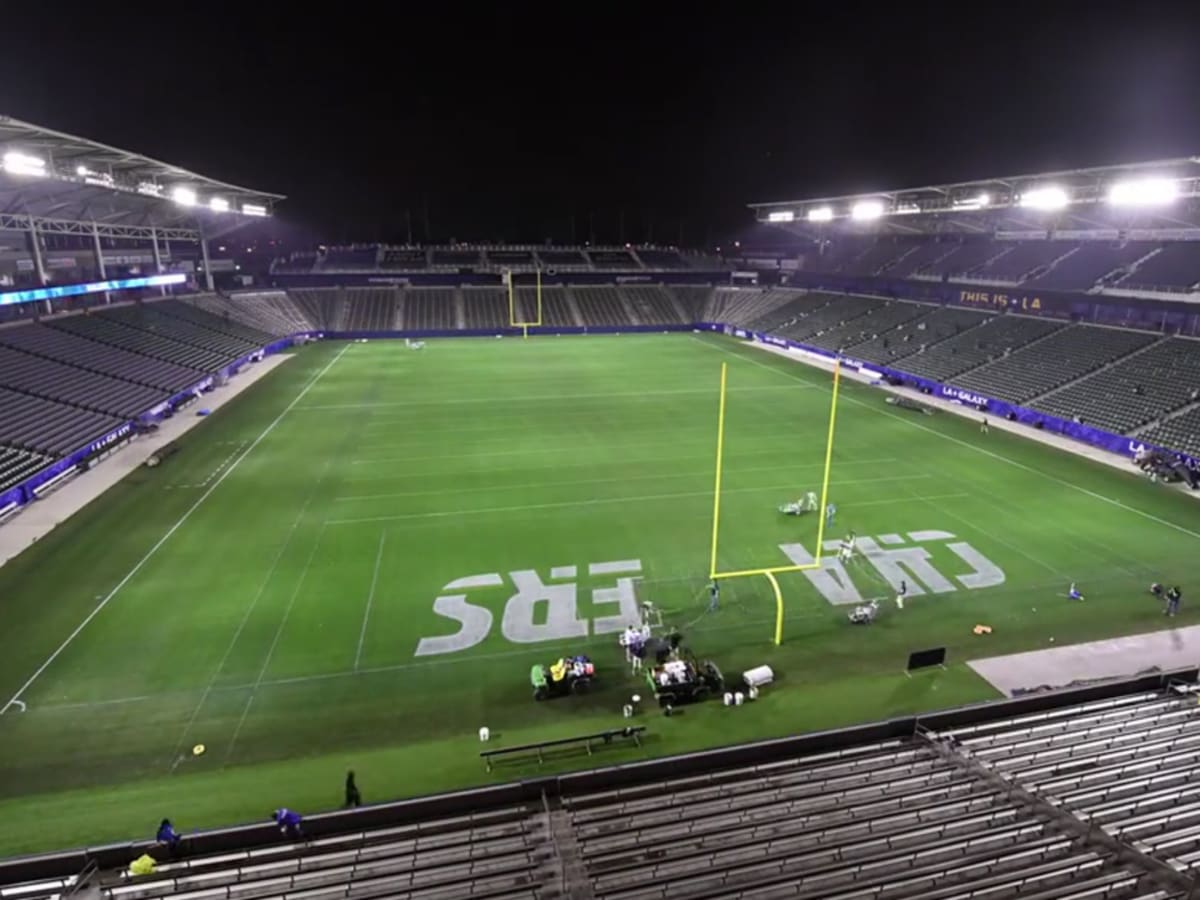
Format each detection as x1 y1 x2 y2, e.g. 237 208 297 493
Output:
92 224 110 304
151 227 167 296
28 216 50 315
200 236 214 292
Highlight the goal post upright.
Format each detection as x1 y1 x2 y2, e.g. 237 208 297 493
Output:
706 354 844 645
507 268 543 340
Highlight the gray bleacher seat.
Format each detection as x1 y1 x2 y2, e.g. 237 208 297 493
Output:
899 314 1063 382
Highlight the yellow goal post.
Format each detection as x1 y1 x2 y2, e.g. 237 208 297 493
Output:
707 357 843 644
506 269 543 338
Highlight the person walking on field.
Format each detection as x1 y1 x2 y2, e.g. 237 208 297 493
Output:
345 771 362 807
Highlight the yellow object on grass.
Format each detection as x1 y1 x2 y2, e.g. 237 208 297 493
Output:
192 744 206 756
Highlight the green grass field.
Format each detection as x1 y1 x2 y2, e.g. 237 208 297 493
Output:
1 332 1198 856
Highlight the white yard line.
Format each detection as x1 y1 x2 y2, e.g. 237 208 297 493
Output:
0 344 351 717
694 335 1200 543
223 524 327 766
354 533 387 671
334 458 901 503
326 474 936 526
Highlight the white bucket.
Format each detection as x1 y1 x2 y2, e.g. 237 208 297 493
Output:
743 665 775 688
723 692 733 706
623 704 633 718
479 727 490 742
734 692 745 706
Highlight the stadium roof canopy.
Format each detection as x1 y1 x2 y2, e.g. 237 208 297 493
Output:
0 116 283 242
748 158 1200 236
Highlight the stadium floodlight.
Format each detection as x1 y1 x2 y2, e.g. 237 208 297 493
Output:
767 210 796 223
1019 186 1069 210
953 192 990 210
1108 177 1178 207
136 181 163 197
807 206 834 222
2 151 46 177
171 186 197 207
851 199 885 221
75 164 90 176
209 196 230 213
241 203 268 217
893 202 922 215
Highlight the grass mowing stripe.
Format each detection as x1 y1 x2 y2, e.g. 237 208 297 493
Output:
355 533 387 672
693 335 1200 543
326 474 935 525
296 383 815 411
225 524 327 766
334 458 902 502
0 344 350 718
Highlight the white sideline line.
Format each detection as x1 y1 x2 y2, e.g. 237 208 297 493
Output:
334 458 902 503
325 474 936 526
296 383 814 411
0 344 351 718
695 335 1200 543
354 533 386 671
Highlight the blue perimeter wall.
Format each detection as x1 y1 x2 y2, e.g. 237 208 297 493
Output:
3 320 1192 516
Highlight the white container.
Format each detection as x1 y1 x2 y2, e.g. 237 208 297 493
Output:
723 692 733 706
479 727 490 742
735 692 745 706
743 665 775 688
623 704 633 718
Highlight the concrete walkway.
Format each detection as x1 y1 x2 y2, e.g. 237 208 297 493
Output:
969 624 1200 696
0 354 293 569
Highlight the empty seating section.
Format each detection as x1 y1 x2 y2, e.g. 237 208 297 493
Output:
804 300 927 353
924 240 1011 278
1119 243 1200 291
538 249 588 267
572 288 629 326
775 293 885 342
431 249 481 268
976 241 1075 282
289 289 342 331
899 315 1063 382
589 250 637 269
99 805 545 900
1141 407 1200 457
0 387 123 457
0 324 199 392
514 287 573 327
671 287 711 321
635 249 687 269
941 689 1200 883
186 292 315 336
839 238 917 275
381 249 428 269
1027 242 1155 290
461 289 508 329
844 305 987 365
704 288 794 325
0 344 163 418
1034 337 1200 433
566 736 1165 900
344 288 398 331
154 299 278 345
319 247 379 270
85 304 262 368
952 325 1157 403
621 286 685 324
405 289 456 329
0 445 48 493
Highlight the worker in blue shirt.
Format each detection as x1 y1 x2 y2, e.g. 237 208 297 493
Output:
272 808 303 838
156 819 181 854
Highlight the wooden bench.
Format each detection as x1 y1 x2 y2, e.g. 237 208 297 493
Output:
480 726 646 772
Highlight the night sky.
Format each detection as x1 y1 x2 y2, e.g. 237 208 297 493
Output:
1 2 1199 247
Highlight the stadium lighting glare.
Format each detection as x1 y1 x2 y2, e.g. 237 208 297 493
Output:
136 181 163 197
851 200 885 221
208 196 230 213
171 186 198 207
1019 186 1070 211
2 151 46 177
953 192 991 210
241 203 268 217
893 202 921 215
1108 177 1179 207
807 206 834 223
767 210 796 223
75 164 90 176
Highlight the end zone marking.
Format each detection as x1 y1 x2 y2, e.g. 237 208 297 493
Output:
0 344 350 719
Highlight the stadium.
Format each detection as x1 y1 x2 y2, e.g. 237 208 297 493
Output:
2 104 1200 900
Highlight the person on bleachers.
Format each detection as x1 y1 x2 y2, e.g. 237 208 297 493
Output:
156 818 181 854
272 808 304 838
